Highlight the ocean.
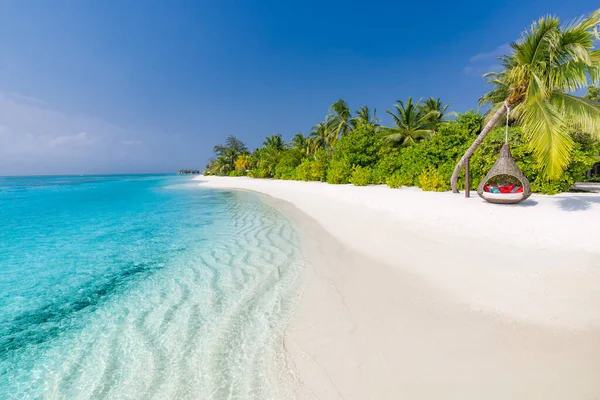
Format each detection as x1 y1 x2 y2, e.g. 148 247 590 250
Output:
0 175 306 399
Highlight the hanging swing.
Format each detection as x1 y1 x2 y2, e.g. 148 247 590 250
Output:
477 106 532 204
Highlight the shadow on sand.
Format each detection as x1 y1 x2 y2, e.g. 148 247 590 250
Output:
554 195 600 212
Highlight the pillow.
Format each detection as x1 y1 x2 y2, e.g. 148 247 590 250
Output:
498 185 512 194
483 185 490 192
514 186 523 193
488 186 501 194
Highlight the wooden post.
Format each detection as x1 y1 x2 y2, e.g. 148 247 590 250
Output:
465 156 470 198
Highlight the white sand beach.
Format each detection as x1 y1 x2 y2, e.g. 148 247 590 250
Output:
196 176 600 400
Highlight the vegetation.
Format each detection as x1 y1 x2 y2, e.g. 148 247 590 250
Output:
205 8 600 196
451 9 600 191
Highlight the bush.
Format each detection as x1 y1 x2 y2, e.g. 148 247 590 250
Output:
247 168 270 178
331 125 382 168
371 147 403 184
469 128 599 194
294 149 329 181
349 166 372 186
274 149 304 180
418 167 450 191
327 158 352 184
228 170 246 177
386 173 404 189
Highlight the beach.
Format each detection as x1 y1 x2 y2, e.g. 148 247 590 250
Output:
196 175 600 400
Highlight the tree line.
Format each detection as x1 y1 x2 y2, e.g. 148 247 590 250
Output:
205 9 600 194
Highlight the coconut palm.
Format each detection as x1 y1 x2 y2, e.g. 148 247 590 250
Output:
289 133 308 153
327 98 352 143
212 135 248 173
450 10 600 192
351 106 380 129
308 121 331 152
420 97 455 127
382 97 439 146
263 134 285 151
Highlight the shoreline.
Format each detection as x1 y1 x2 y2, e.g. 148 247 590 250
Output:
196 176 600 399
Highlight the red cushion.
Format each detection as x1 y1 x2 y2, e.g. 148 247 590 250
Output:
483 185 490 192
515 186 523 193
498 185 512 194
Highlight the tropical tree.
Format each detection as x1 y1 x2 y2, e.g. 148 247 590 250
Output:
308 121 331 152
420 97 455 127
234 154 250 171
351 106 380 129
289 133 309 153
450 10 600 192
585 85 600 103
382 97 439 146
327 98 352 143
212 135 248 173
263 134 285 151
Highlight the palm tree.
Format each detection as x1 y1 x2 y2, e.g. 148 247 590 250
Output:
263 134 285 151
289 133 308 153
308 121 331 152
351 106 380 129
382 97 439 146
420 97 455 128
213 135 248 173
327 98 352 143
450 10 600 192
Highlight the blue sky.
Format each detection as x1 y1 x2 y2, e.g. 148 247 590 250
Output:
0 0 598 175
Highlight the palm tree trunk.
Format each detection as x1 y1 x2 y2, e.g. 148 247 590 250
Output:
451 100 509 193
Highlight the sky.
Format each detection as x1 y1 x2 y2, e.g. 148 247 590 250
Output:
0 0 598 176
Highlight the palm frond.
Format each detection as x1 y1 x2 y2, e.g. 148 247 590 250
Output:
550 92 600 136
521 97 573 179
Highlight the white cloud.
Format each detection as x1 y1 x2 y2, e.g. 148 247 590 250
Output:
464 43 511 78
470 43 512 62
50 131 97 147
0 92 149 175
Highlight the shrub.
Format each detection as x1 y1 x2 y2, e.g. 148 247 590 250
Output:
327 158 352 184
386 173 404 189
247 168 270 178
294 149 329 181
228 170 246 177
274 149 304 180
331 125 382 168
470 128 599 194
234 154 250 171
418 167 450 191
349 166 372 186
371 147 403 184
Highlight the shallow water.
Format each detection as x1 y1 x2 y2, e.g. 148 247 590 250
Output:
0 175 306 399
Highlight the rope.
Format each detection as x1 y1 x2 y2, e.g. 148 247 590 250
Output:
505 104 510 144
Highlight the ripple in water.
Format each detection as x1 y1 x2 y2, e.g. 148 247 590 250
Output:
0 175 310 399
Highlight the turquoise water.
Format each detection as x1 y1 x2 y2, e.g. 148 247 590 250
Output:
0 175 306 399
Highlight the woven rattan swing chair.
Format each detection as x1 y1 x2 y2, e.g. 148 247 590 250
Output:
477 107 532 204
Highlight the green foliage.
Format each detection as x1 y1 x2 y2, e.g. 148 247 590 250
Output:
327 158 351 184
331 124 382 168
371 147 402 184
207 135 248 175
274 149 305 180
584 86 600 103
418 167 450 191
386 173 404 189
294 149 329 181
469 127 599 194
228 170 246 177
247 168 270 178
349 166 372 186
454 110 483 135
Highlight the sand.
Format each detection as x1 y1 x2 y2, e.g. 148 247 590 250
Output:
195 176 600 400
